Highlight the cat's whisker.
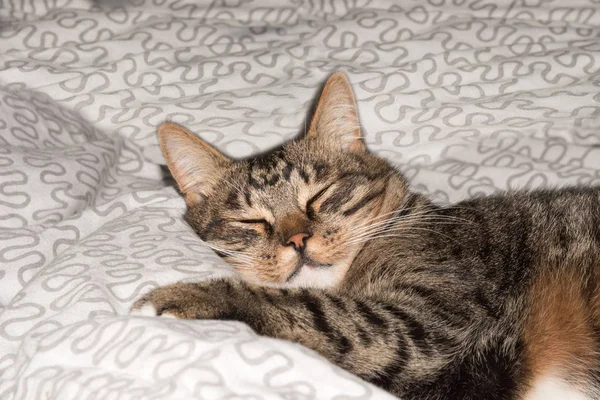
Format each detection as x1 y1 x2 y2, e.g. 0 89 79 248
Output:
346 213 470 233
351 214 471 232
344 226 417 243
343 214 471 238
346 208 473 235
343 218 466 243
344 226 461 246
354 210 473 227
344 214 421 236
345 233 432 245
343 221 464 243
347 209 408 229
202 243 256 263
352 217 465 233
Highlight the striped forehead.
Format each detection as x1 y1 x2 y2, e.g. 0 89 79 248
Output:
221 154 324 210
245 152 326 189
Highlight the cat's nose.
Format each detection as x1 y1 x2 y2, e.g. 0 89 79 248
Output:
286 232 311 250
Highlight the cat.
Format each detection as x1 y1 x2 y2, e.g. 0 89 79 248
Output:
132 72 600 400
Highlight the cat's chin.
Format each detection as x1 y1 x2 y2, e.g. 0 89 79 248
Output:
245 263 346 289
285 263 343 288
276 249 360 289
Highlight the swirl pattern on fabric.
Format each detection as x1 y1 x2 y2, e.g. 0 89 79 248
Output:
1 0 600 398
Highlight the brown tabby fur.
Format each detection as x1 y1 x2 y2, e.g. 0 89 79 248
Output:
133 73 600 399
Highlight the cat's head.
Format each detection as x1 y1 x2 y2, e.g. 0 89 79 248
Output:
158 73 409 288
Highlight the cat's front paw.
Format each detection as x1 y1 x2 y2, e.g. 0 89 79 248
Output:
130 282 216 320
130 295 177 319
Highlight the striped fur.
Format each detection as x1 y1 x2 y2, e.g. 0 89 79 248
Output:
133 73 600 399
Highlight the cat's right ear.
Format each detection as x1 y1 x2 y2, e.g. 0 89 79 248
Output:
158 122 232 206
306 72 366 153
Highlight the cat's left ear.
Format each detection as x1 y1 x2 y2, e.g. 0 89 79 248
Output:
306 72 366 153
158 122 232 206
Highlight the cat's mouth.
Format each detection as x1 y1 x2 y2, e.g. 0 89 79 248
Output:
286 257 332 282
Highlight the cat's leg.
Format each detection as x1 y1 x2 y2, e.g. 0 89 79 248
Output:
131 279 453 393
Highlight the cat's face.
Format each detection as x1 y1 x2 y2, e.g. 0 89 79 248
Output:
182 141 403 288
158 73 408 288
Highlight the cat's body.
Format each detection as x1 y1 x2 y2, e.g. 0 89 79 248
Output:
342 187 600 399
133 73 600 399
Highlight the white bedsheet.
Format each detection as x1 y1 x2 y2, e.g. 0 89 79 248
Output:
1 0 600 398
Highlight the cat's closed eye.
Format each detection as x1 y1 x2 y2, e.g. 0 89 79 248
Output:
306 185 333 219
234 219 272 233
237 218 269 225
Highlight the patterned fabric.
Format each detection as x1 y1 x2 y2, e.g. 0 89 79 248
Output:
1 0 599 398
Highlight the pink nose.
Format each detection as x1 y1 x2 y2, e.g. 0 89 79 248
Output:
287 232 310 249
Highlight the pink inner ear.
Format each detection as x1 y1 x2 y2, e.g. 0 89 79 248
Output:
307 73 366 153
158 122 232 200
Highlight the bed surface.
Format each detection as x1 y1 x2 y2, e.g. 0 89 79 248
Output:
1 0 600 398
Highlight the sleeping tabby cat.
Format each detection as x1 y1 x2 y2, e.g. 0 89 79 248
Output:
132 73 600 399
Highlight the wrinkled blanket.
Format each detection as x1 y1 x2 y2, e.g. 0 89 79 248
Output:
1 0 600 399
